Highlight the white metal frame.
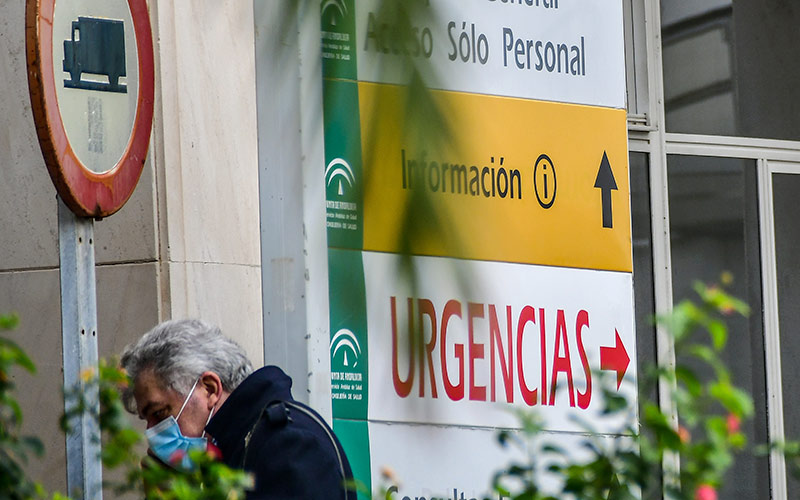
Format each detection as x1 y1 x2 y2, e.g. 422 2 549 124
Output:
642 137 800 500
667 134 800 162
756 159 800 500
635 0 682 489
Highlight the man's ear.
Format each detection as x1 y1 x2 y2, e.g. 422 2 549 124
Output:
199 371 224 409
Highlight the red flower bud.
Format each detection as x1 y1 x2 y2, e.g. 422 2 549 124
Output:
207 442 223 461
678 426 691 444
695 484 717 500
727 413 741 434
169 449 186 464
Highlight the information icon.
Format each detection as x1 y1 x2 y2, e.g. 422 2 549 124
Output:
534 154 557 209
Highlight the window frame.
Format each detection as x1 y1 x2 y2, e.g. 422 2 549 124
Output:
626 0 800 497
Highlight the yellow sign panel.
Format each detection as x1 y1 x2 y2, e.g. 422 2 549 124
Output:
360 82 631 273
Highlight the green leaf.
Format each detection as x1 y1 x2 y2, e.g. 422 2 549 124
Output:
706 320 727 350
21 436 44 457
709 382 754 417
693 280 750 317
0 313 20 330
675 366 702 397
686 344 716 365
0 337 36 374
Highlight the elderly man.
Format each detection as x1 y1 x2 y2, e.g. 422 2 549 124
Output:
120 318 356 499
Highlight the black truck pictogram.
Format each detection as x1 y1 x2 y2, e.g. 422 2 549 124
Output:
63 17 127 93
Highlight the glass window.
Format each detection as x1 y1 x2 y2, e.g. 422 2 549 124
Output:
773 173 800 498
630 152 661 499
632 152 655 383
661 0 800 140
667 155 769 498
624 0 649 118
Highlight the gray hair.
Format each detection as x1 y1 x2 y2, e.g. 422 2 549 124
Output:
120 318 253 414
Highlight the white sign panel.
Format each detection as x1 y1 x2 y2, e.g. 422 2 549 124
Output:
53 0 139 174
354 0 626 108
368 422 522 500
367 422 637 499
363 252 637 434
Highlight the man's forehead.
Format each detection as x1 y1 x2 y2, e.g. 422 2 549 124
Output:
133 370 176 410
134 368 168 392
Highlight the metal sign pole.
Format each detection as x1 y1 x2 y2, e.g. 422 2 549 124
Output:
58 197 102 500
28 0 153 494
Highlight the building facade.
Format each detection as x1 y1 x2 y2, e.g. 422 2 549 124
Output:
2 0 799 498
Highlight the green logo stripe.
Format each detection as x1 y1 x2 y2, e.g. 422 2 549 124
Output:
328 248 368 419
324 78 364 249
321 0 357 79
334 418 372 500
324 2 370 494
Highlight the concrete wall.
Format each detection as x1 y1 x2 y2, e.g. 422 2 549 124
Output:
0 0 262 494
253 1 332 413
151 0 263 358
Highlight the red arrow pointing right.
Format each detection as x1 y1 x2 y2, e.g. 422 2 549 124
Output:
600 329 630 390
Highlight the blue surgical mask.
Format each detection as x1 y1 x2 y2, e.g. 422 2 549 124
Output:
145 378 215 470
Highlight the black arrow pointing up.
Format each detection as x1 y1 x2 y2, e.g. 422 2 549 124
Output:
594 151 618 229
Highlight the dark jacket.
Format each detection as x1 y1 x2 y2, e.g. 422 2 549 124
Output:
205 366 356 500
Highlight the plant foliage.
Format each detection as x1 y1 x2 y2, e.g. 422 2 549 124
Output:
485 280 753 500
0 313 47 499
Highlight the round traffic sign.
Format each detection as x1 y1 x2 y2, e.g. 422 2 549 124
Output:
26 0 155 218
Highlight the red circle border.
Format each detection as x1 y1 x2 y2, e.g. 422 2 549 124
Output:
26 0 155 218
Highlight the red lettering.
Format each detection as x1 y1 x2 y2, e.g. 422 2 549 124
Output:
391 297 594 412
539 307 547 405
417 299 438 398
391 297 414 398
441 300 465 401
576 309 592 409
516 305 538 406
549 309 575 407
468 302 486 401
489 305 514 403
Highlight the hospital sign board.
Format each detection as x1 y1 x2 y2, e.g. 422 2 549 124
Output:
320 0 633 497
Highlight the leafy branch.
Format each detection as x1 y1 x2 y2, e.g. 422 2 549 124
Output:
486 279 754 500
